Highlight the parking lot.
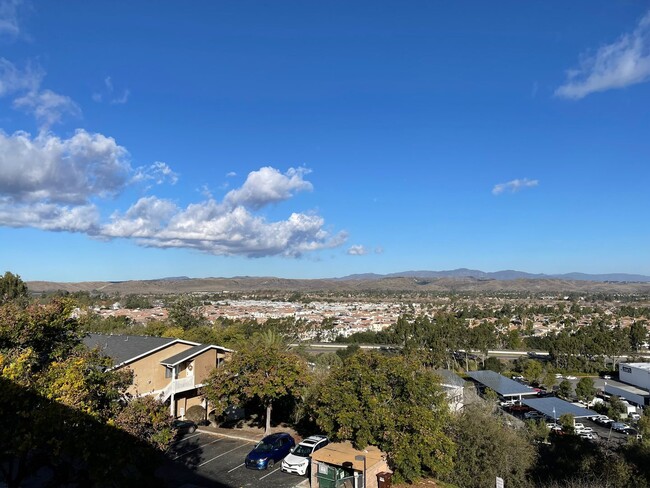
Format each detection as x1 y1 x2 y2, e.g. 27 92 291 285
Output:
160 432 309 488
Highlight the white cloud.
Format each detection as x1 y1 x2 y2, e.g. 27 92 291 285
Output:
93 75 130 105
492 178 539 196
226 171 237 177
0 0 23 38
102 197 347 258
0 133 345 257
347 245 368 256
374 246 384 254
0 200 99 232
132 161 179 186
0 57 81 127
225 166 313 210
13 89 81 127
555 10 650 99
0 129 131 204
0 58 42 96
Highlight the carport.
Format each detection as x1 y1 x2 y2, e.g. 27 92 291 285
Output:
521 397 597 421
466 370 538 400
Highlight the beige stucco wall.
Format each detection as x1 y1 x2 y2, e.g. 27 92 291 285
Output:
126 343 193 395
193 349 217 383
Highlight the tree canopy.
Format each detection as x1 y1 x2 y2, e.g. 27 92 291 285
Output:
203 332 309 434
309 350 454 483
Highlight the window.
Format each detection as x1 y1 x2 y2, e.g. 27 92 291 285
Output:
165 366 172 378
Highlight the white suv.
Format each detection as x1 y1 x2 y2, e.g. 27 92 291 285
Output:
281 435 329 476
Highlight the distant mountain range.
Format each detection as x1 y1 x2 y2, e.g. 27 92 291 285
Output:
338 268 650 283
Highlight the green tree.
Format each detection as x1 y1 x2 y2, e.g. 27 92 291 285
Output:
310 351 454 483
0 271 29 306
557 379 572 399
484 356 503 373
114 396 175 452
575 377 596 402
559 413 575 434
445 403 535 488
629 321 648 352
167 295 206 331
608 395 627 421
523 359 544 384
203 334 309 434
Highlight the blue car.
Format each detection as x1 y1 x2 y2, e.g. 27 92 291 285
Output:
245 432 295 470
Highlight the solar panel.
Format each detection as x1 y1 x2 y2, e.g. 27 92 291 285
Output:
521 397 597 419
466 370 537 397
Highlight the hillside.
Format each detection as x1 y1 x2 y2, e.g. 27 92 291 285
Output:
26 276 650 295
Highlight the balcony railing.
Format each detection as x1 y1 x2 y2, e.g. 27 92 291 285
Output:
160 375 197 402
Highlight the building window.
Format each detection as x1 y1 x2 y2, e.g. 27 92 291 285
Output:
165 366 172 378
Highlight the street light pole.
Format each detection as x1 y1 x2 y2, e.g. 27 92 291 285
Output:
355 454 367 488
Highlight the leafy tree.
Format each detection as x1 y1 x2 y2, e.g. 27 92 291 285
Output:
574 377 596 402
124 294 153 309
114 396 175 452
445 403 535 488
310 351 454 483
608 395 627 421
484 356 503 373
167 295 206 331
542 370 557 390
557 379 573 399
0 271 29 306
523 359 544 384
484 387 499 403
629 321 648 352
203 333 309 434
559 413 575 434
0 298 82 374
336 343 361 362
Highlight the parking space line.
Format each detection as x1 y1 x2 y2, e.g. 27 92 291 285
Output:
259 466 282 480
198 443 250 467
228 462 245 473
173 438 221 460
173 432 202 445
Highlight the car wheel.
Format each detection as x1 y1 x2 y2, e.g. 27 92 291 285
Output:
188 425 196 434
267 459 274 469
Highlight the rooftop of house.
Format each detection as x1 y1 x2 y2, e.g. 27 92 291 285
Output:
83 333 199 367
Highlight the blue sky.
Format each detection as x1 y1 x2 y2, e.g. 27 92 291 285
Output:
1 1 649 281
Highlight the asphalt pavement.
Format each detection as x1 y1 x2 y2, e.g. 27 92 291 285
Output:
158 431 310 488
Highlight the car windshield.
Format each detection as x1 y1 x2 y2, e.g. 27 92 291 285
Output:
292 444 313 457
254 441 274 452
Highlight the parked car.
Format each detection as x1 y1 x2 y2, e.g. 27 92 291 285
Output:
524 411 543 420
603 375 612 380
575 426 594 434
579 432 597 440
612 422 630 432
592 415 612 426
629 412 641 421
245 433 295 470
172 419 197 435
546 422 562 432
565 375 577 380
621 427 639 436
281 435 329 476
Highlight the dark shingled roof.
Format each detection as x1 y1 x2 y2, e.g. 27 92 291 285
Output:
83 333 197 367
467 370 538 397
435 369 465 388
160 344 223 367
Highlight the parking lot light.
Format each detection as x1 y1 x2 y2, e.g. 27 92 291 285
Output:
355 454 367 488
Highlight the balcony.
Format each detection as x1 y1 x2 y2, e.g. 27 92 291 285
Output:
160 375 197 402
